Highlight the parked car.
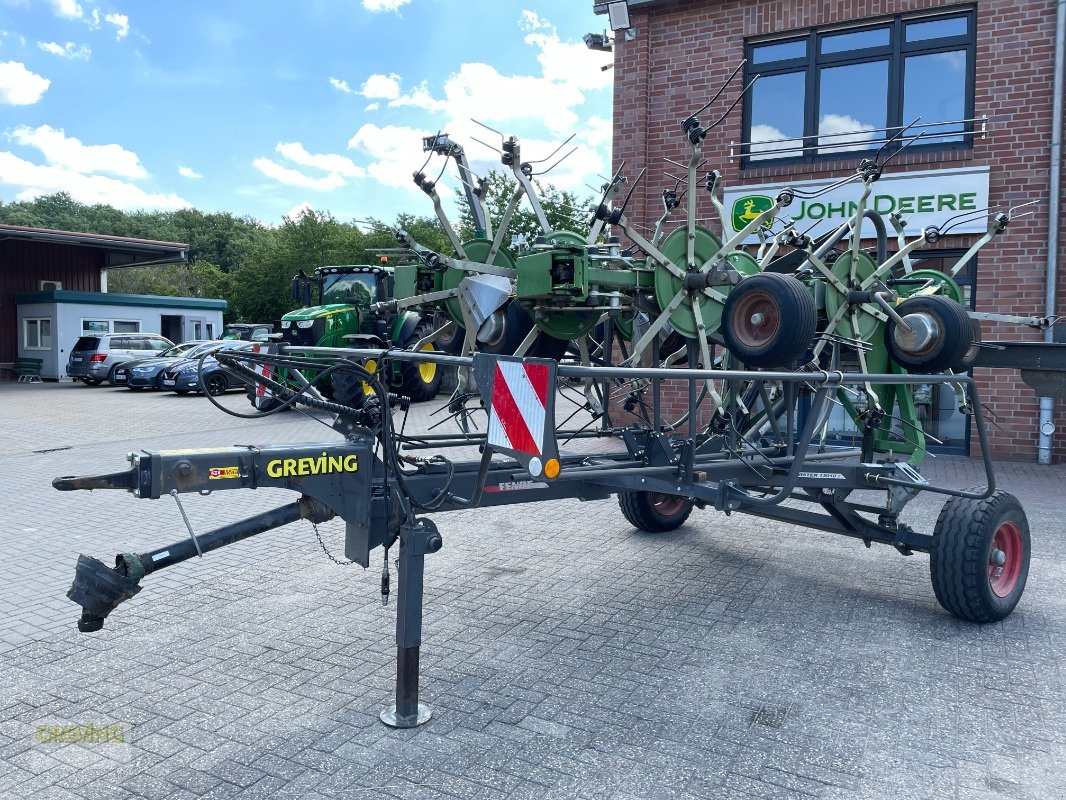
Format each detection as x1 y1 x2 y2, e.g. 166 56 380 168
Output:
67 334 174 386
161 342 255 396
221 323 274 342
118 341 217 390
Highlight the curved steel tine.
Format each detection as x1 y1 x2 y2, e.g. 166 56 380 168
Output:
527 133 577 165
879 130 926 168
683 59 746 123
535 146 579 177
872 116 921 165
471 118 504 139
617 167 647 215
706 74 759 130
415 130 443 176
791 171 862 198
1007 199 1039 220
471 136 503 155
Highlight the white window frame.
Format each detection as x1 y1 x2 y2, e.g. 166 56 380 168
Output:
81 319 111 335
23 317 53 350
112 320 141 334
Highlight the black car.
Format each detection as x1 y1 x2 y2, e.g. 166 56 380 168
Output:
117 341 215 389
161 342 255 396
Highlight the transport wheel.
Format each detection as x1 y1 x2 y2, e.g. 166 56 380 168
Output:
397 324 443 402
884 295 973 373
204 374 228 396
930 490 1030 623
721 273 816 368
618 491 694 532
954 319 983 371
82 378 102 386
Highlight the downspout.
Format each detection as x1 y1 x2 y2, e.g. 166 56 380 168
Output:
1038 0 1065 464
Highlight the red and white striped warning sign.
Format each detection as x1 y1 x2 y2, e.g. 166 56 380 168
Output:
252 344 273 403
487 360 549 457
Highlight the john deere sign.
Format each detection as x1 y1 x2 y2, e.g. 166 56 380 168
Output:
723 166 991 241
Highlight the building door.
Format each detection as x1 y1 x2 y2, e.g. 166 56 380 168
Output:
160 315 183 344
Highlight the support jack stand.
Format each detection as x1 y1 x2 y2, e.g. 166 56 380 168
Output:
380 518 442 728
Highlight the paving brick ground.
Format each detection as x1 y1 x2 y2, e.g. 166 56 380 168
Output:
1 380 1065 799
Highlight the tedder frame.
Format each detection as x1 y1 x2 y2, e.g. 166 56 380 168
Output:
55 342 1026 730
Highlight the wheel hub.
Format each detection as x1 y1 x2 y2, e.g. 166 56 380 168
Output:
893 312 939 355
988 522 1023 597
731 290 781 348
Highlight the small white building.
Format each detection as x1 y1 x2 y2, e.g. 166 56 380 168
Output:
15 290 227 379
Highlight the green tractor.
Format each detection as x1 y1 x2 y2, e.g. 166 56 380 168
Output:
253 265 442 408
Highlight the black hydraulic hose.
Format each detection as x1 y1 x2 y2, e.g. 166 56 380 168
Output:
800 209 887 271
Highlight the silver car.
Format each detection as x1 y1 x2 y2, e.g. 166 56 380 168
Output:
66 333 174 386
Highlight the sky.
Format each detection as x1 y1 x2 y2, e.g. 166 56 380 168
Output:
0 0 614 225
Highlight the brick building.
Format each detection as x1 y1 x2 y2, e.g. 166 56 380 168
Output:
595 0 1065 462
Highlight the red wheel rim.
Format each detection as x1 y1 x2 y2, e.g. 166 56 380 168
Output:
988 521 1023 598
731 290 780 348
651 493 686 516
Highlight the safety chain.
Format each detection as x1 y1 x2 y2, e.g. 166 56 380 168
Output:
310 520 356 566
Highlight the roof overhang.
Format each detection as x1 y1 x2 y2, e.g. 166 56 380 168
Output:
0 224 189 269
593 0 667 14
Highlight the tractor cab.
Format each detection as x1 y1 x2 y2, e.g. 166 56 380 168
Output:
281 266 391 348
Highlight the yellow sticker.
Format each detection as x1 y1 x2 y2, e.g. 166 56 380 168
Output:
208 466 240 480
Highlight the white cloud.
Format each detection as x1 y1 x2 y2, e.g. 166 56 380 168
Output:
362 0 411 11
0 152 188 210
178 165 202 179
37 41 91 60
328 77 353 94
284 201 314 220
47 0 84 20
748 123 800 161
364 102 379 111
361 73 401 100
252 157 347 191
347 123 431 192
0 61 50 105
9 125 147 178
818 113 876 155
274 142 366 178
104 12 129 40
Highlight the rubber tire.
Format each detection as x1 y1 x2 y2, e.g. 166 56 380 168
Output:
396 324 444 402
930 490 1030 623
885 295 973 374
174 390 190 396
128 386 144 392
954 318 982 372
436 324 466 356
618 491 694 532
721 273 816 368
82 378 102 386
244 384 288 412
204 374 228 396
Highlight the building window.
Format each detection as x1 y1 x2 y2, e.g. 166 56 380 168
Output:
82 319 110 335
113 320 141 333
24 318 52 350
743 8 976 164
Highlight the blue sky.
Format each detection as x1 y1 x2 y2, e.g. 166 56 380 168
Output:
0 0 613 224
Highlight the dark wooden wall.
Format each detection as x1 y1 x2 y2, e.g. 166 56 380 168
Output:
0 240 102 363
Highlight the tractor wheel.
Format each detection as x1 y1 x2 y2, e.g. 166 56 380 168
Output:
618 491 694 532
721 273 816 368
930 490 1030 623
437 324 466 355
885 295 973 374
396 325 443 402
